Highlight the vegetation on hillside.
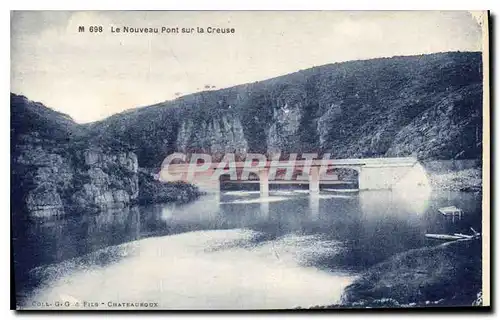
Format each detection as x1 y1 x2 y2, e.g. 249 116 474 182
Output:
81 51 483 168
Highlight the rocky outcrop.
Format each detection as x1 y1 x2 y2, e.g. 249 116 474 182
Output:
70 149 139 212
137 170 202 204
11 94 141 217
13 141 74 217
176 113 248 158
267 102 302 155
25 184 65 217
12 143 139 217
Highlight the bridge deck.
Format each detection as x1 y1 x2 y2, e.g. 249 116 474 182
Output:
222 180 356 184
165 157 418 172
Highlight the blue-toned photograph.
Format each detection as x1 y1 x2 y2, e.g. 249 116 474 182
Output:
10 10 489 310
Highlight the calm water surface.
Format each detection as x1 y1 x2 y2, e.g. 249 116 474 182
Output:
13 189 482 309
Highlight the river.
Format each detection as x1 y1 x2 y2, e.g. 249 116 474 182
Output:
12 188 482 310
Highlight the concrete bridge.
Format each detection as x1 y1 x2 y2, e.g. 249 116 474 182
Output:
159 157 429 196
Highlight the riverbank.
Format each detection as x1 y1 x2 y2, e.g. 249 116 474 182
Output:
137 170 203 204
310 239 482 309
427 168 482 192
422 159 482 192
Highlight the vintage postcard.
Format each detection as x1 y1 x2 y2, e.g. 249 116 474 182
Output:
10 10 490 310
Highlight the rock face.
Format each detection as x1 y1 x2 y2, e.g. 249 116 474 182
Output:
176 113 248 158
137 170 202 204
69 149 139 212
13 144 139 217
84 51 483 168
11 94 140 217
267 101 303 155
14 145 74 217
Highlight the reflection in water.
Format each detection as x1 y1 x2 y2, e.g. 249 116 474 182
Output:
220 196 290 204
13 189 482 309
260 201 269 218
12 206 141 296
309 194 319 218
24 230 356 309
393 184 432 215
23 229 358 309
359 188 431 219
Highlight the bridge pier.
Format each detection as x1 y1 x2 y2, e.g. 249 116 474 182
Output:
359 166 391 190
358 165 417 190
259 169 269 197
309 166 320 193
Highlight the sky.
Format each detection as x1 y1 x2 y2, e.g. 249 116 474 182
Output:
11 11 484 123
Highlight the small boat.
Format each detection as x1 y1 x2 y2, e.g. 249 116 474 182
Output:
425 234 464 241
425 228 481 241
452 233 475 239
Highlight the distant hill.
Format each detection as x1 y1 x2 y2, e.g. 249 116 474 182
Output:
11 93 81 148
12 51 483 169
81 51 482 167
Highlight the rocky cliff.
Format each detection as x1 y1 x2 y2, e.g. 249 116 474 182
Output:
84 51 483 168
11 93 204 218
11 94 140 217
176 113 248 158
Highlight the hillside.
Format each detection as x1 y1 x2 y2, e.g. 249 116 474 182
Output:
81 51 483 168
11 95 200 218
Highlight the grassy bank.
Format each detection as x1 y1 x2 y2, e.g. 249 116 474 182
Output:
309 239 482 309
427 168 482 192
